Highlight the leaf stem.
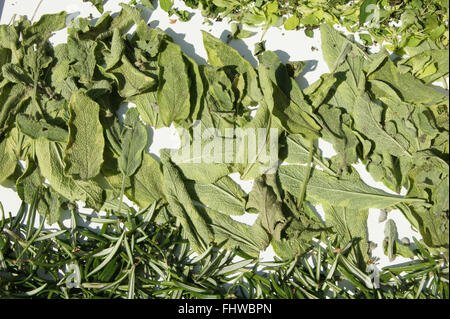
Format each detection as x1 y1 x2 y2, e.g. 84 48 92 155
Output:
118 173 132 227
31 0 44 23
32 48 45 117
297 138 315 210
441 76 449 91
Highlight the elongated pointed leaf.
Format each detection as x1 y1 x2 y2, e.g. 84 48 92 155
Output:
278 165 423 210
119 108 148 177
157 41 190 126
161 149 213 253
64 91 105 181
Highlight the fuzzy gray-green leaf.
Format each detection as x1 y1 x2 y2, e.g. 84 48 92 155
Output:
278 165 423 210
64 91 105 181
157 41 190 126
119 108 148 177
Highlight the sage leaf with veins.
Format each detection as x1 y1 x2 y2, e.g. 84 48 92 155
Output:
64 91 105 181
129 92 163 128
401 47 449 85
353 94 412 159
257 50 308 111
67 36 97 84
177 162 231 184
105 28 125 71
247 176 286 242
303 73 337 109
0 135 16 184
278 165 423 211
367 56 448 106
187 176 247 216
135 21 172 58
119 108 148 178
183 53 204 121
37 139 104 210
0 83 29 141
126 154 164 209
320 24 366 114
320 24 356 69
258 63 321 140
2 63 33 85
16 157 42 205
108 55 156 98
282 134 335 176
324 204 370 268
157 41 191 126
16 114 68 142
234 101 281 180
203 207 269 259
26 12 67 35
161 149 213 253
105 3 141 36
15 156 63 225
117 108 148 217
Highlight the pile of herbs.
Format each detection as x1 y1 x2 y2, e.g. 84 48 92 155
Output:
144 0 449 52
0 2 449 298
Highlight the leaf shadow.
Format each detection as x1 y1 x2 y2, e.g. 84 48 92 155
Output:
139 4 154 23
164 27 207 65
322 70 348 107
0 0 4 22
305 201 325 224
147 20 160 29
145 125 154 156
268 50 319 91
220 30 258 68
295 60 319 90
66 11 81 26
431 84 449 97
273 50 291 64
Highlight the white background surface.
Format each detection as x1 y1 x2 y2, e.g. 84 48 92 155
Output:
0 0 424 270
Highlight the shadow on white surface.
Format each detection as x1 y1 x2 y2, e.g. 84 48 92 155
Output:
295 59 319 90
221 30 259 68
165 27 207 64
0 0 5 22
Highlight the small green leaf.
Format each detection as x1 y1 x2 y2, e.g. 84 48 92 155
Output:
384 219 398 262
231 23 256 39
264 1 278 14
160 0 174 12
284 15 300 30
83 0 105 13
